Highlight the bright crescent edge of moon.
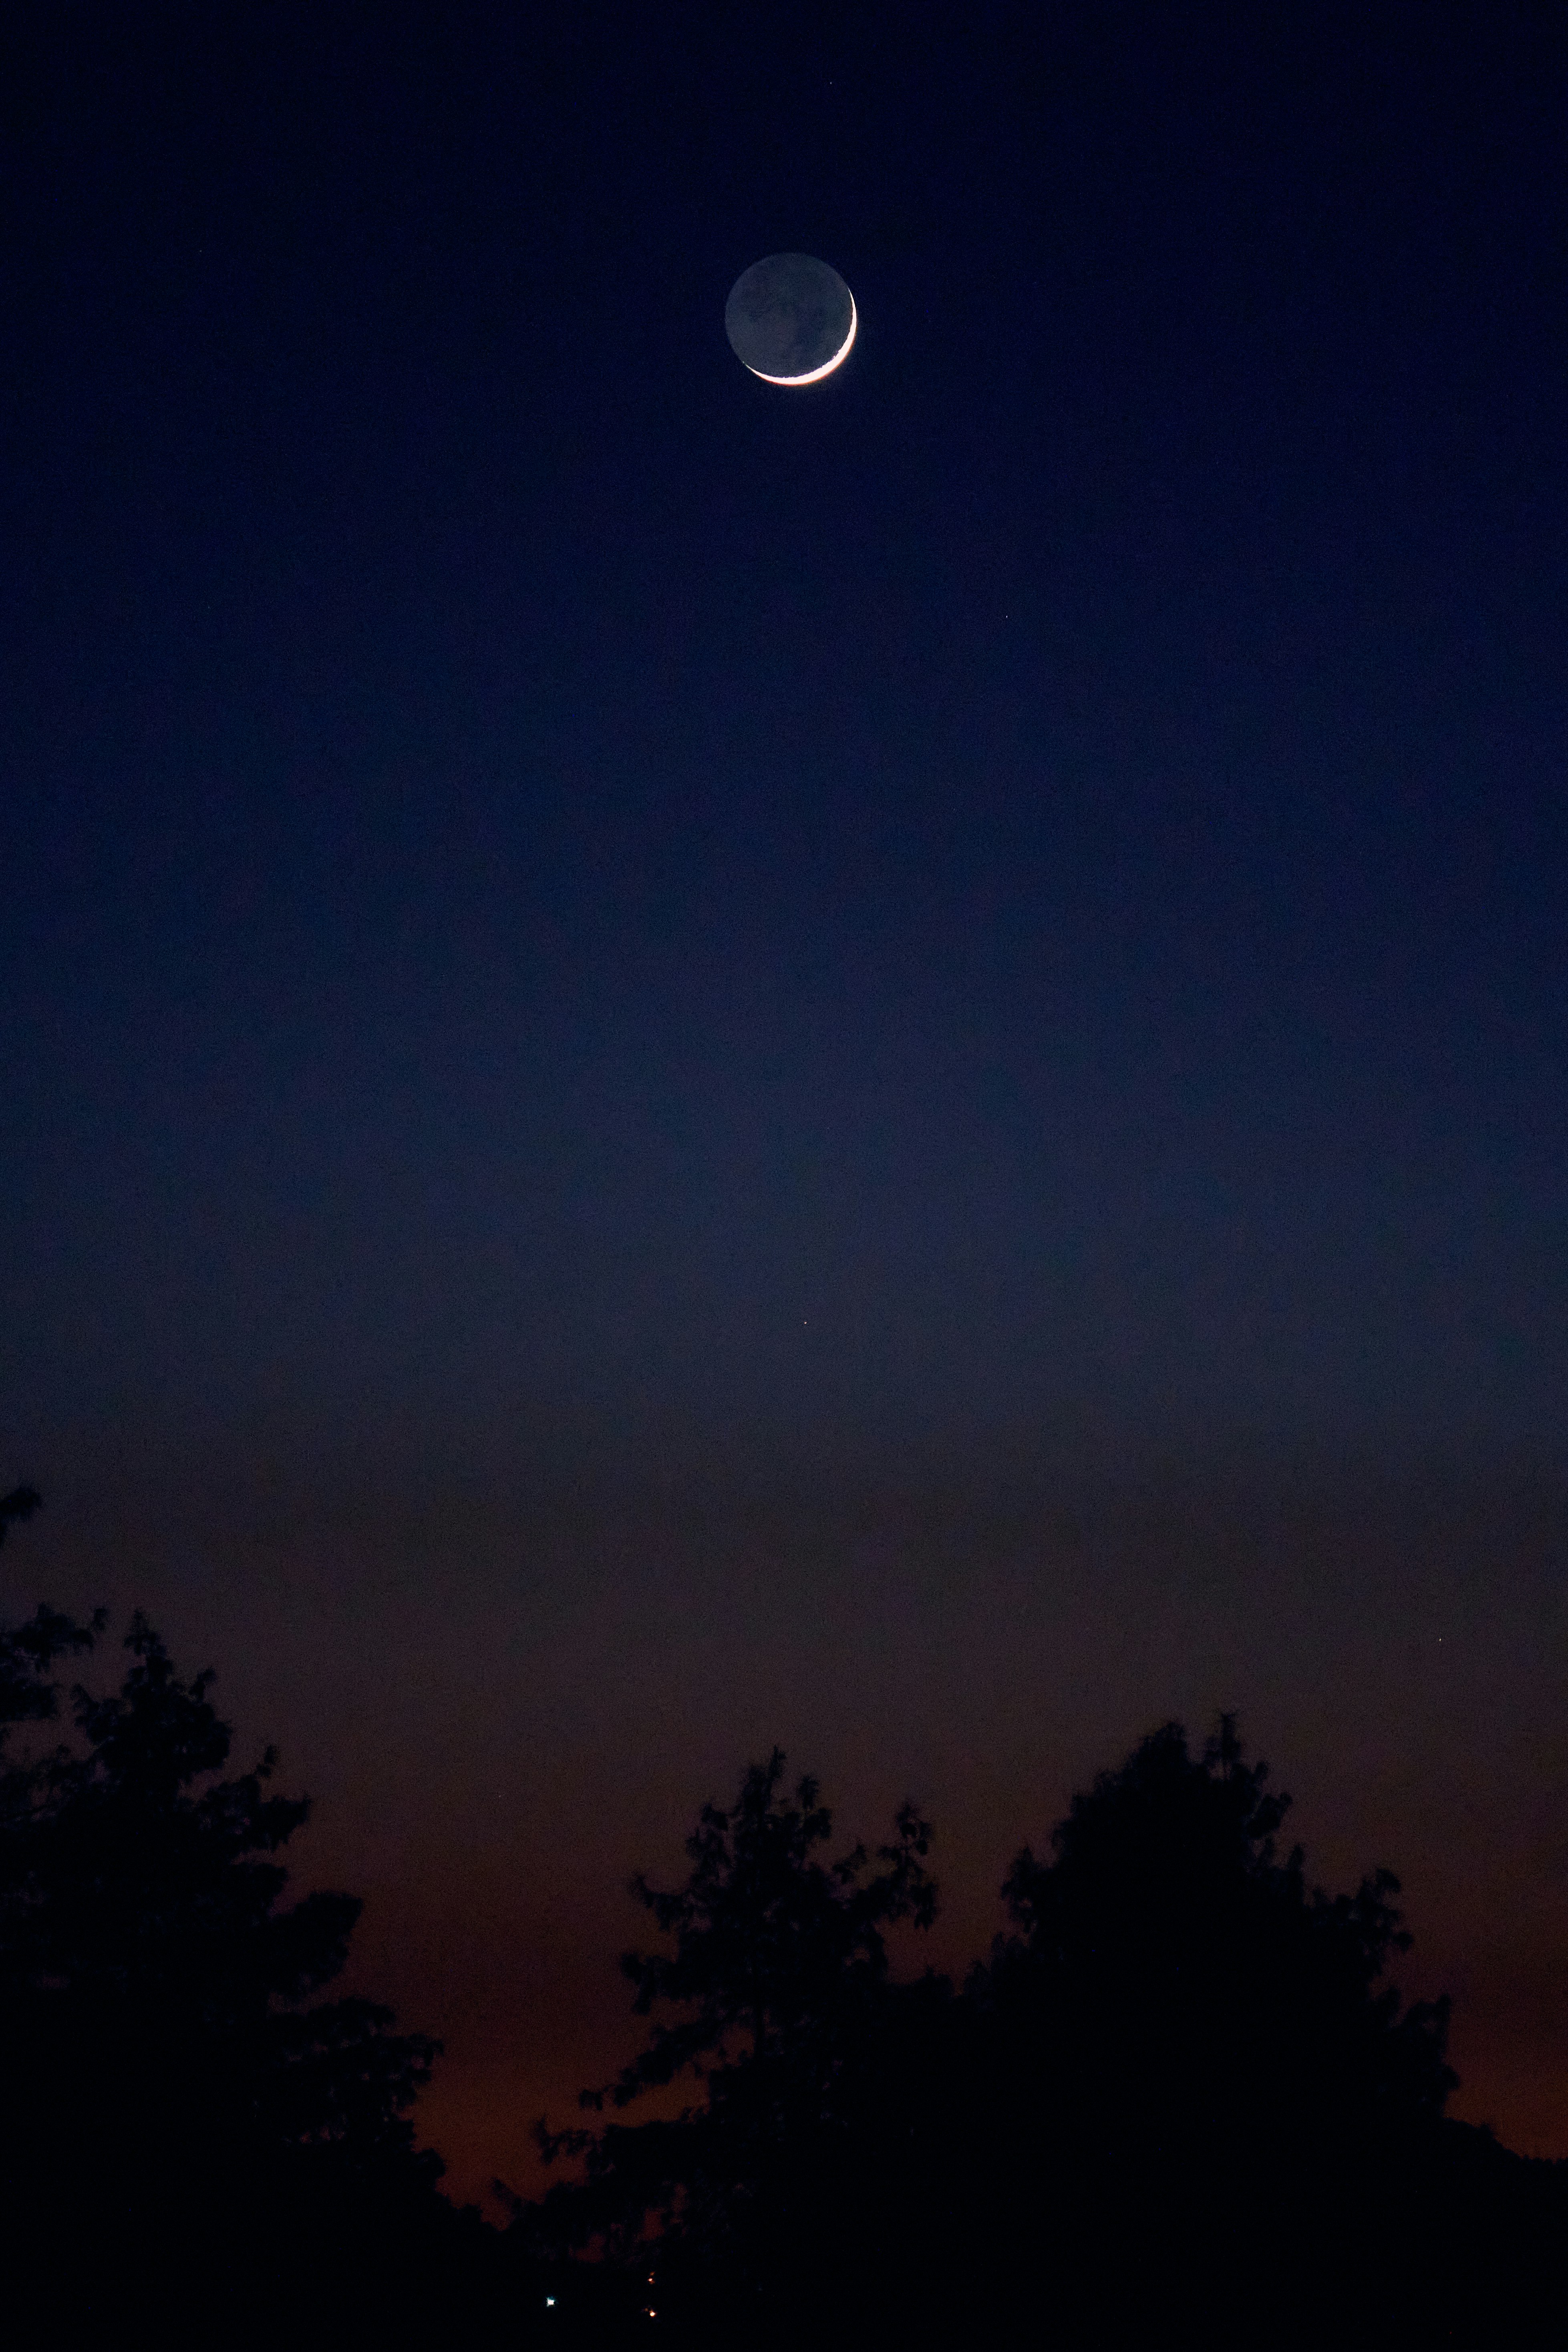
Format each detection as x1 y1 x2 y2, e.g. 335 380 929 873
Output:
746 290 857 385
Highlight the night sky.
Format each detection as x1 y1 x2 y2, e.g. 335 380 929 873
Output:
4 3 1567 2203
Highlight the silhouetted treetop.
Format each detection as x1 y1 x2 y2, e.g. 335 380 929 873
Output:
0 1511 478 2347
983 1713 1457 2147
595 1746 936 2110
0 1484 41 1547
0 1591 442 2215
521 1720 1564 2352
7 1484 1559 2352
528 1749 941 2303
1 1599 100 1751
14 1612 360 2022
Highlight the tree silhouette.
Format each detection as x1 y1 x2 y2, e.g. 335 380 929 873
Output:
604 1744 935 2101
11 1609 440 2153
0 1483 42 1546
526 1718 1568 2352
9 1474 1562 2352
985 1713 1456 2149
957 1716 1560 2350
0 1554 459 2345
531 1749 939 2330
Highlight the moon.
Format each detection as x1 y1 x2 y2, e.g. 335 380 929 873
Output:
725 254 856 386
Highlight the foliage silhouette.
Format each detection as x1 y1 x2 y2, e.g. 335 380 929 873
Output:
528 1719 1568 2352
938 1716 1465 2345
604 1743 935 2099
6 1479 1564 2352
982 1711 1457 2157
0 1534 484 2347
529 1748 941 2327
0 1483 42 1545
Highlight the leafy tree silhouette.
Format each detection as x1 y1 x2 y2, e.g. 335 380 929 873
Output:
529 1718 1568 2352
0 1484 42 1547
13 1611 439 2153
0 1541 465 2346
10 1472 1560 2352
529 1748 939 2332
959 1715 1563 2351
604 1744 936 2100
985 1712 1456 2147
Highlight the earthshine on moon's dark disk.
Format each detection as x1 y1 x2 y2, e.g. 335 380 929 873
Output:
725 254 856 385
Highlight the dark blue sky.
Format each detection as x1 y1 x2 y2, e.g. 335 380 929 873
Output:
4 2 1567 2196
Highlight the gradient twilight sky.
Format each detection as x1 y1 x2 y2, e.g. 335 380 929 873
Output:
4 2 1567 2203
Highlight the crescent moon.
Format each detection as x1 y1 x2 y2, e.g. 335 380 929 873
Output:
745 292 857 387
